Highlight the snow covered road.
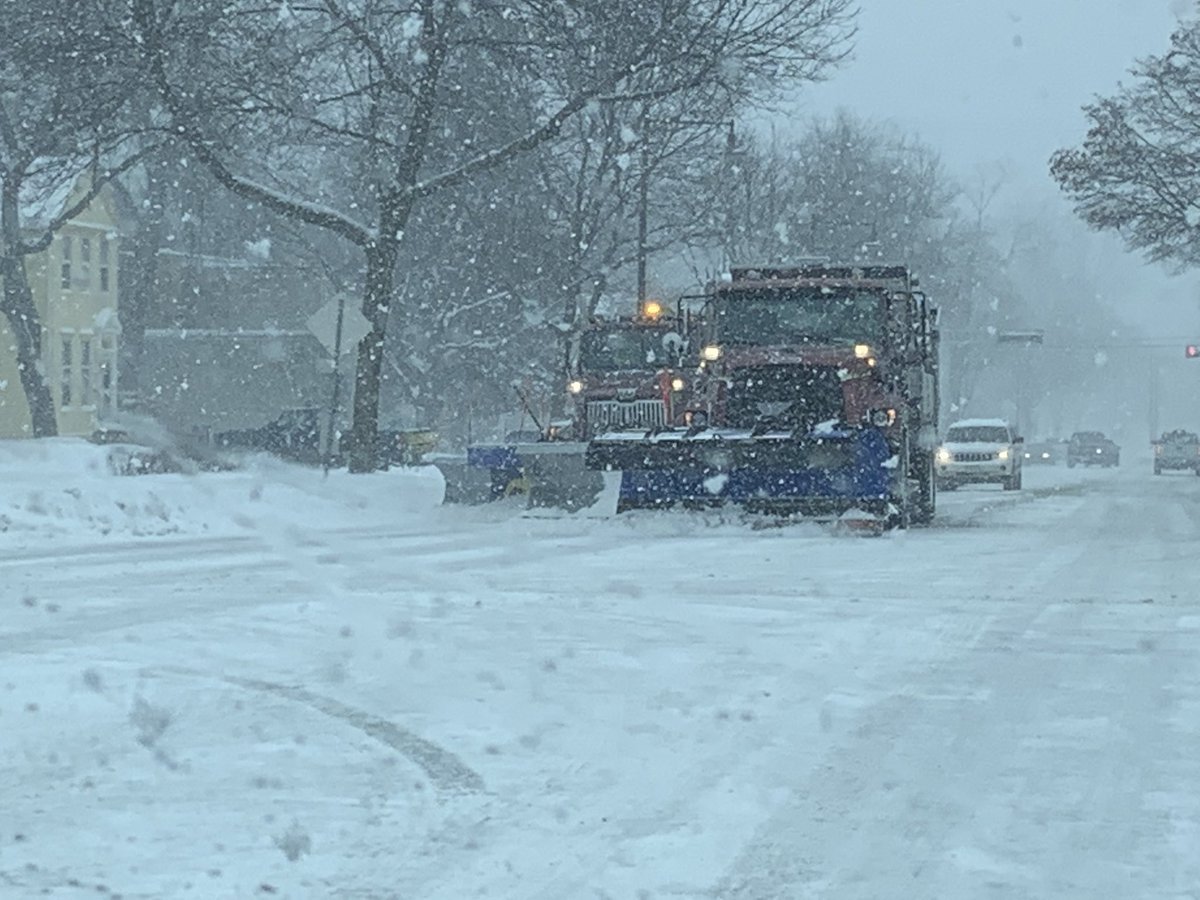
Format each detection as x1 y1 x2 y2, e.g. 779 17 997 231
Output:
3 446 1199 898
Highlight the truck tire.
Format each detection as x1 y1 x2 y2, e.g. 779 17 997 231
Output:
1003 470 1022 491
911 450 936 525
1154 465 1162 475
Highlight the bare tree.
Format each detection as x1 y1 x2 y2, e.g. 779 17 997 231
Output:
1051 17 1200 269
133 0 856 470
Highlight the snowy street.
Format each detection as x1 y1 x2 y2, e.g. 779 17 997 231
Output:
3 444 1199 898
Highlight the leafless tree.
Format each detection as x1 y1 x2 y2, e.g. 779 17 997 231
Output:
1051 17 1200 269
132 0 856 470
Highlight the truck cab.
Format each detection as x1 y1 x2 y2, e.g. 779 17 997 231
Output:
567 303 691 439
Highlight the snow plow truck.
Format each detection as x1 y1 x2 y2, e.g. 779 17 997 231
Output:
585 264 940 526
447 301 690 510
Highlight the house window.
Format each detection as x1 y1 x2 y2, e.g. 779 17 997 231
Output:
99 361 113 411
60 336 73 407
80 338 93 406
99 238 111 292
60 236 72 289
78 237 91 289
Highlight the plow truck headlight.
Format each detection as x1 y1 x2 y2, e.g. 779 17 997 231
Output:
568 379 584 395
671 376 686 392
936 448 952 463
854 343 872 359
701 345 722 362
998 449 1010 460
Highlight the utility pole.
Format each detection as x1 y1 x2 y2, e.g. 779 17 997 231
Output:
636 105 650 305
634 115 737 295
322 292 347 477
723 121 738 268
1148 355 1160 442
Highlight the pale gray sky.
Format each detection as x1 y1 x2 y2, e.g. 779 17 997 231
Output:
799 0 1182 190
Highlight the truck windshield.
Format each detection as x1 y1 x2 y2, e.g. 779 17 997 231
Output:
580 328 670 372
947 426 1010 443
714 288 884 345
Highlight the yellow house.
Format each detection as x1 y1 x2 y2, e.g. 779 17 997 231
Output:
0 177 121 438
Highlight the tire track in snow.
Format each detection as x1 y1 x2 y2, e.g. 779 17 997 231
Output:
150 666 485 796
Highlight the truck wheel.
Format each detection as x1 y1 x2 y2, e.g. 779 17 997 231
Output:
1003 471 1021 491
1154 465 1162 475
911 450 936 525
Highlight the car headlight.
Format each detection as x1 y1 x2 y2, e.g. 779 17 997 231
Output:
998 449 1010 460
568 379 584 395
670 376 685 392
936 448 952 463
701 345 722 362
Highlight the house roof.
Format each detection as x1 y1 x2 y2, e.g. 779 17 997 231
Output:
3 158 115 234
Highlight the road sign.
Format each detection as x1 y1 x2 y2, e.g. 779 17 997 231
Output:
306 296 371 357
996 330 1045 345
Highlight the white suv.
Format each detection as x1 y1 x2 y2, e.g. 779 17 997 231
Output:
936 419 1023 491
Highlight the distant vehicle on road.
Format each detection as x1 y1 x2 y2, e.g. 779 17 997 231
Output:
936 419 1023 491
1022 439 1065 465
1066 431 1120 468
1153 429 1200 475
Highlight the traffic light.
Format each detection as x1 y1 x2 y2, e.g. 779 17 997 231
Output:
1188 344 1200 358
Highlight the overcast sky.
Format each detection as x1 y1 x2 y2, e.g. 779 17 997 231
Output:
793 0 1198 336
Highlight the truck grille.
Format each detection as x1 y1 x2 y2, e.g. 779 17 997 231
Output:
725 365 843 429
953 452 997 462
587 399 667 432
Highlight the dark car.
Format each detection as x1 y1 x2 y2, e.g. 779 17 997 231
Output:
1153 429 1200 475
1066 431 1120 468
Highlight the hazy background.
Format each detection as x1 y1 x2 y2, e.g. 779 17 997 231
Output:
790 0 1200 446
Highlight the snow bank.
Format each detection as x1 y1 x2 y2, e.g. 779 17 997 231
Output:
0 438 444 544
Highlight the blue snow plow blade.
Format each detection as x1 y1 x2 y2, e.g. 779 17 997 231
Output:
585 426 894 514
466 444 523 472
